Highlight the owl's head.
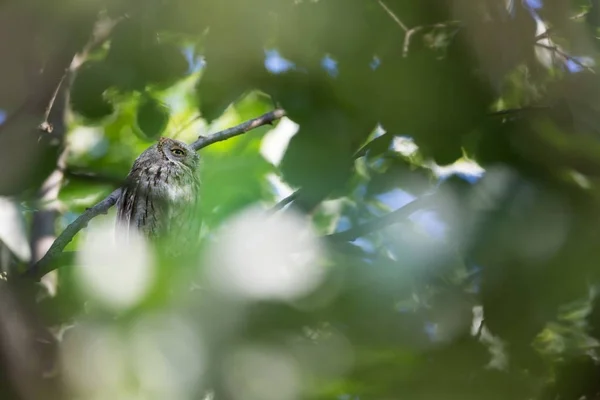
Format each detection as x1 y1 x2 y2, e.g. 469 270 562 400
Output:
157 137 200 169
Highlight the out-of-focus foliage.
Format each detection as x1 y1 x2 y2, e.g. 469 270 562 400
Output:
3 0 600 399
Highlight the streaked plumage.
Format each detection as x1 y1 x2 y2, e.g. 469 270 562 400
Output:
115 137 201 246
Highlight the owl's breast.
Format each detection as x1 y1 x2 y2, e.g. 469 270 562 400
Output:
150 165 198 205
163 183 196 204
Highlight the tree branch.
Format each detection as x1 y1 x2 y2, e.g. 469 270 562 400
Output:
326 194 435 242
488 105 551 117
377 0 408 32
271 191 300 212
191 109 286 150
26 189 122 279
24 109 288 280
534 43 595 73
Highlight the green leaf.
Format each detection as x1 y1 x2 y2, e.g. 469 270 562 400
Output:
140 42 189 87
70 61 115 122
135 95 171 141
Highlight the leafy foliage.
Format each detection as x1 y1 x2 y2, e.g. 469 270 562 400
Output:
2 0 600 399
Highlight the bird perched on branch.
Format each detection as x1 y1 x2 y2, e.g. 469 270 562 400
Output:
115 137 201 247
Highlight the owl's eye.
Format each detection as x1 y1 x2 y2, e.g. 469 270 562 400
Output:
171 147 186 157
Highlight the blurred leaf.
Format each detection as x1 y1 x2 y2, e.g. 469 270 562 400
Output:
58 180 114 214
70 60 115 122
140 42 189 87
135 95 170 141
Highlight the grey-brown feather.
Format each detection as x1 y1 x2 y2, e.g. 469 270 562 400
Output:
115 138 201 245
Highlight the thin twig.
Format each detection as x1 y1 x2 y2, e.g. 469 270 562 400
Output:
38 72 68 134
571 10 589 20
1 15 120 138
535 42 595 73
476 318 486 339
534 28 594 73
534 28 553 41
403 27 421 57
326 194 435 242
271 191 300 212
488 105 550 117
377 0 408 31
191 109 286 150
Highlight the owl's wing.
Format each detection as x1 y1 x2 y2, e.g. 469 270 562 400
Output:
163 176 201 248
116 179 169 240
115 184 138 234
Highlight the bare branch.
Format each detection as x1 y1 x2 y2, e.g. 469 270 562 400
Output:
488 105 551 117
534 43 595 74
25 189 121 280
191 109 286 150
534 28 553 41
326 194 435 242
271 191 300 212
37 72 68 134
379 0 462 58
377 0 408 32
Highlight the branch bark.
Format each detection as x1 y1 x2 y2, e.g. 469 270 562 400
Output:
271 191 299 212
534 42 595 73
191 109 286 150
26 189 122 280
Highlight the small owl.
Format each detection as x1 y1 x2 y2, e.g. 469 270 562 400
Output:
115 137 201 246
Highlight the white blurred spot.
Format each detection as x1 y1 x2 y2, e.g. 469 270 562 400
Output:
570 170 591 189
76 220 154 310
468 165 515 211
409 210 447 240
130 313 206 398
290 328 354 379
470 306 508 370
512 191 570 262
0 197 31 261
62 316 206 399
68 126 104 157
223 345 302 400
260 117 299 166
61 324 128 395
427 294 472 343
390 137 485 182
376 189 416 210
391 136 418 156
206 207 324 301
431 159 485 180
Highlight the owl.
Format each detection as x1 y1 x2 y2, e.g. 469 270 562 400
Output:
115 137 201 247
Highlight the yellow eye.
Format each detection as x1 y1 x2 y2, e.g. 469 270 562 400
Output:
171 147 185 157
